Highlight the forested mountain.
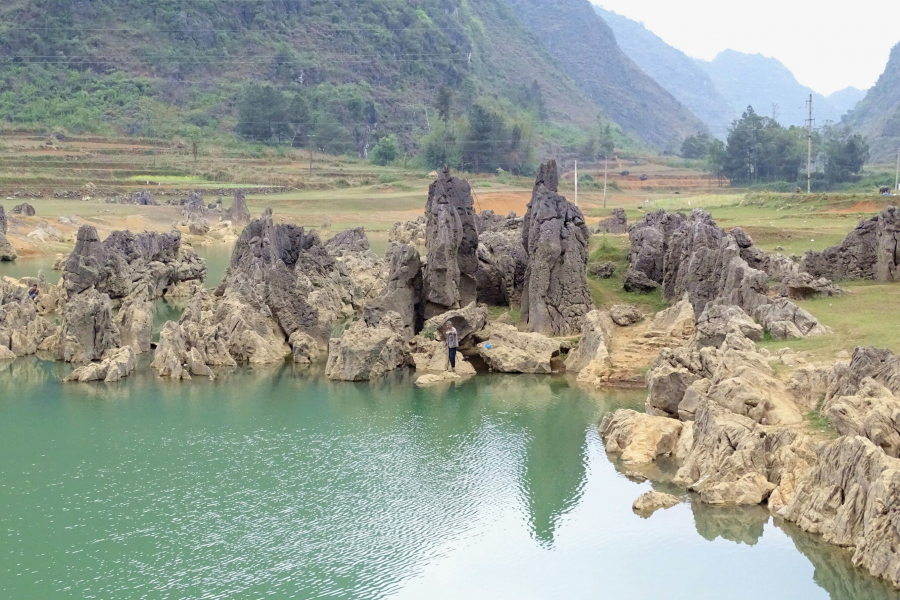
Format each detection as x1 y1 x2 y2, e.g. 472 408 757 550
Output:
593 6 734 139
0 0 606 159
843 41 900 162
697 50 847 127
827 87 867 118
504 0 709 150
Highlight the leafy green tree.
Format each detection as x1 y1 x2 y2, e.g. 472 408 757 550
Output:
706 138 726 186
235 84 291 143
463 101 508 173
434 85 453 122
371 134 401 166
822 126 870 183
723 106 804 183
681 133 712 159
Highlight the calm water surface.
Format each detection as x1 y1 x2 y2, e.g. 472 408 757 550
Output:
2 244 899 599
1 361 898 600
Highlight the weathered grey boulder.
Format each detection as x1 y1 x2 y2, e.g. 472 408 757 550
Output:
694 304 764 348
114 297 153 354
325 315 413 381
62 225 206 301
780 435 900 588
625 209 686 287
610 304 643 327
600 409 685 464
188 218 210 235
623 268 660 292
289 331 320 365
182 191 205 218
423 169 478 317
632 491 680 517
589 262 616 279
364 242 422 339
752 298 831 340
475 209 523 234
325 227 387 305
521 161 593 335
476 230 527 307
595 208 628 234
12 203 35 216
421 302 487 348
227 190 251 225
151 320 219 381
776 272 843 300
476 323 561 374
801 206 900 282
63 346 136 383
826 346 900 402
131 189 157 206
27 222 64 243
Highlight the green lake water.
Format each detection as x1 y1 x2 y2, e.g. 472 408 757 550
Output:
3 245 900 599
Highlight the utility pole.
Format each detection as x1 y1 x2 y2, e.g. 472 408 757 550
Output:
806 94 814 194
308 134 315 176
574 160 578 207
895 149 899 192
603 154 609 209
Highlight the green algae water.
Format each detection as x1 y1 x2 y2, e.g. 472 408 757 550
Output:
1 360 899 600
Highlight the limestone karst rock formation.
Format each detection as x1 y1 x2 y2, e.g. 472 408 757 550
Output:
389 216 426 246
476 228 527 307
131 189 157 206
624 209 829 340
0 205 17 261
474 209 523 234
363 242 423 340
62 225 206 300
801 206 900 282
521 161 593 335
595 208 628 234
64 346 136 383
325 226 388 305
114 297 154 354
599 409 685 464
227 190 251 225
325 313 413 381
423 169 478 317
40 287 121 364
0 279 54 357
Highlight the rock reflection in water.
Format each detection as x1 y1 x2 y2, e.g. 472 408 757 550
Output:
690 501 770 546
777 519 900 600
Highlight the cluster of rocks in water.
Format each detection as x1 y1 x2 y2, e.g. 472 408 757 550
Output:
7 165 900 587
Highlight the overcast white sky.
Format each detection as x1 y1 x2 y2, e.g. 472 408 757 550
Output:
591 0 900 96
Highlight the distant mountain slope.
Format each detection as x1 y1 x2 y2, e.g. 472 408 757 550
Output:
0 0 601 155
844 41 900 162
827 87 867 118
697 50 843 127
505 0 708 149
593 6 734 139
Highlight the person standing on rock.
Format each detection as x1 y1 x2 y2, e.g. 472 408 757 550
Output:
445 321 458 372
28 284 39 301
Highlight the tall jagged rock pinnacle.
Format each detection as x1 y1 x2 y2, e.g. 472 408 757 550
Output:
521 160 593 335
423 168 478 318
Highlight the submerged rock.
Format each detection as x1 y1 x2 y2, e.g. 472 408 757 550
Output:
521 161 593 335
632 491 680 516
63 346 136 383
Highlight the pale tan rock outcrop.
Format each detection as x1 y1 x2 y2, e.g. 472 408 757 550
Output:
63 346 136 383
40 288 121 364
599 409 685 464
0 278 55 357
565 310 612 374
646 296 695 340
410 338 476 375
475 323 561 374
609 304 643 327
150 321 220 381
421 302 488 348
325 315 413 381
824 378 900 458
780 435 900 588
632 490 681 516
415 371 473 386
673 399 817 507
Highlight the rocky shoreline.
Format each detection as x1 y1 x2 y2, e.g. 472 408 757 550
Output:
3 165 900 588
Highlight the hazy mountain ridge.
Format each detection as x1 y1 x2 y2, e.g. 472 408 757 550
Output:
697 50 850 127
843 41 900 162
505 0 709 150
593 6 735 139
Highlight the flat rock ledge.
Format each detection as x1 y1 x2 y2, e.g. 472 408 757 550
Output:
632 491 681 517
